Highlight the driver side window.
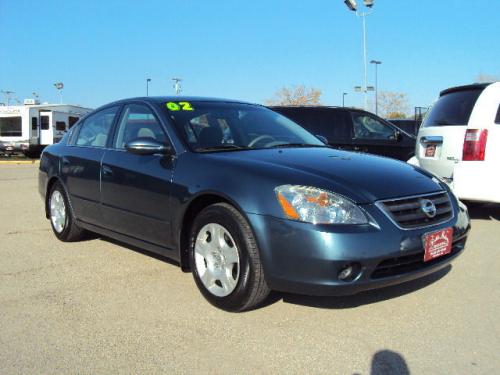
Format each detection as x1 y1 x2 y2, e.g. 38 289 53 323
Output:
352 113 395 140
113 104 167 149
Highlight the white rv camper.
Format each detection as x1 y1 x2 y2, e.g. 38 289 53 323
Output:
0 100 92 157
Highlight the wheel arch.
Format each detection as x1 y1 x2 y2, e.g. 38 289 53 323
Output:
45 176 74 220
178 192 249 272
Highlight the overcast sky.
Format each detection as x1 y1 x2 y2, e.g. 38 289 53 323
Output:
1 0 499 111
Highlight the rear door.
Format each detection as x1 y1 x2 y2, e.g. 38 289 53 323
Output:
62 106 119 224
416 87 484 178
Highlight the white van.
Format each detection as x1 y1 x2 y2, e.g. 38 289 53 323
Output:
414 82 500 203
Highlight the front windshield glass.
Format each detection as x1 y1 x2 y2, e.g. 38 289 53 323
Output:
164 101 324 151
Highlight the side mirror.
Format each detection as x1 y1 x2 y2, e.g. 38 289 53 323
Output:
125 137 173 156
316 134 328 144
394 130 403 141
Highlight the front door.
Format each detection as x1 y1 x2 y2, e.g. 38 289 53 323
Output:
100 103 175 249
350 112 408 159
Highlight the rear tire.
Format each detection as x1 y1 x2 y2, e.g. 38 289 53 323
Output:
48 182 87 242
189 203 270 312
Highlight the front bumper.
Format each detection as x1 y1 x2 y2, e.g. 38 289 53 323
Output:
247 197 470 296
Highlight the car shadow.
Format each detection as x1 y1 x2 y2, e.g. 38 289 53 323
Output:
261 265 451 310
465 202 500 221
86 234 451 311
369 349 411 375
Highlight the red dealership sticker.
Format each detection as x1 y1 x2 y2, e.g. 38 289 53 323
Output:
423 227 453 262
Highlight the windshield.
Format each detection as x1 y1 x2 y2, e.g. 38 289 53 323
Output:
0 116 22 137
164 101 324 151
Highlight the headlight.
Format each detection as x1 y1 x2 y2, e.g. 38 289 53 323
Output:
274 185 368 225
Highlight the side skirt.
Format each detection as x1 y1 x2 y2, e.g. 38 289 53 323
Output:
77 220 180 264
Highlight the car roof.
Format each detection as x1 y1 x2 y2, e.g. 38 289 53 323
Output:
440 83 491 97
106 96 254 107
270 105 379 117
271 105 346 110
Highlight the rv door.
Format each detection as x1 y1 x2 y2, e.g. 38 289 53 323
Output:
40 112 53 146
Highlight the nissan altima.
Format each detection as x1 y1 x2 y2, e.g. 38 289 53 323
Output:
39 97 470 311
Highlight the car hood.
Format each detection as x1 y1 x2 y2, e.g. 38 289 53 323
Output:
211 147 443 203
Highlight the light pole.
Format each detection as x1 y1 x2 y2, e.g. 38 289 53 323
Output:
344 0 374 110
172 78 183 95
54 82 64 103
1 90 14 106
146 78 151 96
342 92 348 107
370 60 381 115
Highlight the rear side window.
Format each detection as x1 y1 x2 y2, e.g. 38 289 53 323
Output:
423 89 483 127
495 104 500 124
75 106 119 148
275 109 351 141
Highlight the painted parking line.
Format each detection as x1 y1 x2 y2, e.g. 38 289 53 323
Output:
0 159 39 165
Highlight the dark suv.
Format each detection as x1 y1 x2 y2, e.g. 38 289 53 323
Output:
271 106 416 161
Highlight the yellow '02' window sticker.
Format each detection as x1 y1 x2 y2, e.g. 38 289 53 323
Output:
166 101 194 111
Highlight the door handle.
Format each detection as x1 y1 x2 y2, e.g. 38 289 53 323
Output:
102 165 113 176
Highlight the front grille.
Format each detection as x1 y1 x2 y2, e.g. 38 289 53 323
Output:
371 238 466 279
377 192 453 229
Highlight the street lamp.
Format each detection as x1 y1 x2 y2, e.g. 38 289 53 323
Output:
344 0 375 110
146 78 151 96
54 82 64 104
342 92 348 107
1 90 15 106
370 60 382 115
172 78 183 95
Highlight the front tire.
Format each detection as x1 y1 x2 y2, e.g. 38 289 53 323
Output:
49 182 87 242
189 203 270 312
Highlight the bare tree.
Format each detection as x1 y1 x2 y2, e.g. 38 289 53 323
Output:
377 91 410 119
265 85 322 106
475 73 500 83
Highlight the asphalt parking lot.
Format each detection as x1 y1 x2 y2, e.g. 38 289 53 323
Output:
0 163 499 374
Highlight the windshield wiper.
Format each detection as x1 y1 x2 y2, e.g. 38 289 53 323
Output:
195 144 252 152
268 143 327 149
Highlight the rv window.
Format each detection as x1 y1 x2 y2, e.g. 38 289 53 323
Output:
56 121 67 131
69 116 79 128
0 117 22 137
32 117 38 130
41 116 50 130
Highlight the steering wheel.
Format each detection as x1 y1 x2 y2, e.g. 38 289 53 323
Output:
248 135 277 148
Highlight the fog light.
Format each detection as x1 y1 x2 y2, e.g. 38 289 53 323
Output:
338 262 361 282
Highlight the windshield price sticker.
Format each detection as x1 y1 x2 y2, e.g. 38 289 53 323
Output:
166 102 194 111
